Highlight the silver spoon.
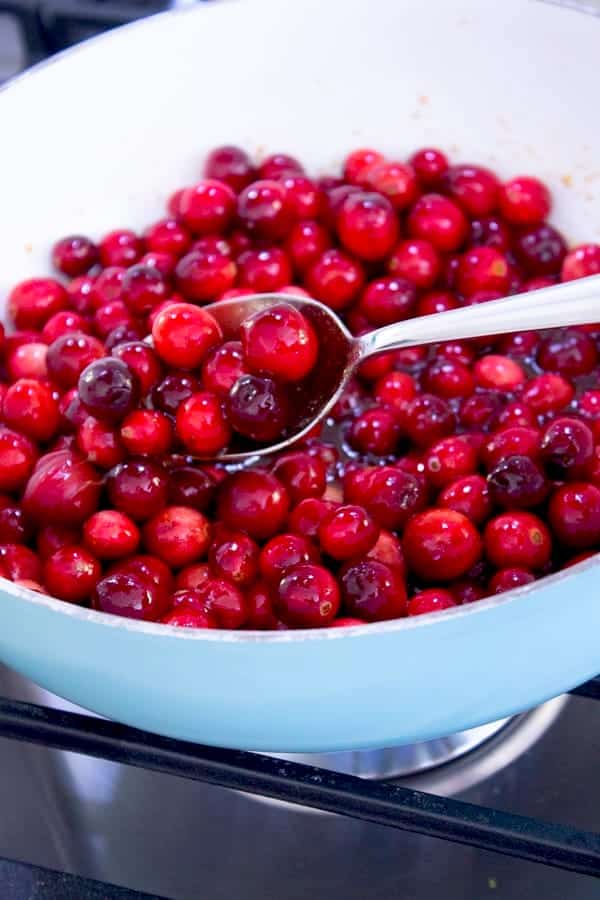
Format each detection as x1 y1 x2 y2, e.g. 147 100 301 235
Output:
198 275 600 462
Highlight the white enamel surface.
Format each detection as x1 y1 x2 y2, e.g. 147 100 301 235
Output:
0 0 599 750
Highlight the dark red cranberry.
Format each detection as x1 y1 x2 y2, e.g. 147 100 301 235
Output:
481 426 541 470
237 247 292 292
36 524 80 560
168 585 208 609
484 511 552 569
468 215 512 252
342 148 384 185
522 373 574 415
363 160 418 210
498 176 551 225
198 578 247 628
359 277 416 325
548 483 600 548
259 153 304 179
288 497 339 540
78 357 139 424
450 580 487 605
112 342 162 394
46 333 105 389
226 375 289 442
415 290 460 318
400 393 456 448
99 230 143 268
201 341 246 397
23 450 101 526
209 529 259 587
144 218 192 258
406 193 468 252
168 466 216 511
175 248 237 301
83 510 140 559
487 455 548 508
495 330 540 357
93 299 136 339
489 567 535 595
356 467 426 530
513 223 567 275
536 329 598 377
152 372 201 417
93 572 167 621
8 278 68 329
561 243 600 281
43 546 101 604
67 276 96 315
407 588 457 616
271 452 327 504
178 180 236 235
422 359 475 399
0 503 31 544
0 544 42 582
244 580 278 629
52 235 98 276
121 265 169 317
540 417 594 478
403 509 482 581
237 179 293 240
409 147 448 185
340 559 406 621
217 470 289 540
91 267 126 307
203 145 255 191
275 563 340 628
106 459 168 521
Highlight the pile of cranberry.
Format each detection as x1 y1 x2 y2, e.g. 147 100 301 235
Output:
1 144 600 631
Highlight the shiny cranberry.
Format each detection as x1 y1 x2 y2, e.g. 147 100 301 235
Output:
119 410 171 457
271 451 326 504
176 391 231 456
6 341 48 383
227 374 288 444
540 417 594 478
358 277 416 326
2 379 59 442
174 565 211 593
457 247 510 297
438 474 492 525
161 607 216 628
241 303 318 382
548 483 600 548
487 455 548 509
202 145 255 191
373 371 416 413
258 153 303 179
236 179 293 240
46 333 105 389
51 234 98 276
366 528 405 572
577 389 600 421
537 329 598 377
513 223 566 275
340 559 406 621
106 459 168 521
485 511 552 570
336 191 399 260
236 247 291 292
316 504 378 560
83 510 139 560
363 160 418 210
137 251 176 278
450 579 489 605
285 220 331 273
144 217 192 258
321 184 363 229
99 229 143 268
473 354 525 391
343 148 384 184
91 267 126 307
199 341 245 397
111 342 162 395
8 278 68 329
93 299 136 339
194 578 245 629
258 533 318 583
403 509 482 581
468 215 512 252
120 265 168 317
0 544 42 582
422 359 475 399
208 529 258 587
66 275 96 315
359 467 426 530
386 239 439 288
407 588 457 616
142 505 211 568
60 391 90 432
424 436 478 488
495 331 540 358
304 249 364 310
217 470 289 540
498 176 551 225
167 466 216 512
489 567 535 595
561 243 600 281
43 546 100 604
407 193 468 252
440 164 499 216
152 302 222 370
275 563 340 628
415 290 460 318
175 248 236 301
522 373 574 414
78 357 139 424
76 417 124 469
23 450 101 526
41 311 91 344
178 180 236 236
349 408 400 456
152 372 201 417
275 173 322 219
36 524 80 560
481 426 541 470
288 497 339 540
409 147 448 185
244 580 278 629
93 572 166 621
400 393 456 448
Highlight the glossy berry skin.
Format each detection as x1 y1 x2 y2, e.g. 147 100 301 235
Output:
548 483 600 549
178 180 236 235
440 164 499 217
473 355 525 390
203 145 255 191
489 567 535 595
400 393 456 448
201 341 247 397
217 470 289 540
498 176 551 226
93 572 168 622
271 451 327 504
537 330 598 377
487 455 548 509
457 247 510 297
175 248 237 301
237 247 292 292
111 342 163 395
161 608 216 629
2 379 59 442
143 505 211 568
484 512 552 570
276 563 340 628
513 224 567 276
52 235 98 276
349 408 400 456
144 218 192 258
409 147 449 185
363 160 418 210
424 436 478 489
259 153 304 179
403 509 482 581
241 303 318 382
76 417 124 469
120 410 172 457
78 358 140 424
198 578 247 629
336 191 399 260
340 559 407 621
152 373 201 417
152 303 222 370
106 459 168 522
522 373 574 415
99 230 143 268
42 310 91 343
387 239 440 289
422 359 474 399
209 529 259 587
237 179 293 240
288 497 339 541
83 510 140 559
7 341 48 382
342 148 384 185
540 417 594 477
8 278 68 330
227 375 289 442
121 265 169 316
23 450 101 526
168 467 216 512
176 392 231 456
318 504 379 560
561 243 600 281
438 474 492 525
359 276 416 326
46 334 105 389
407 588 457 617
259 533 319 583
285 219 332 273
304 249 364 310
244 581 278 630
43 546 101 604
406 193 468 252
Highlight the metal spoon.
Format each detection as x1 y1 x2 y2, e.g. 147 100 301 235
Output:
198 275 600 462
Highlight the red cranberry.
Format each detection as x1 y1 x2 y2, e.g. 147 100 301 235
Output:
259 153 304 179
23 450 101 526
440 164 499 216
76 417 124 469
487 455 548 508
91 267 126 307
41 311 91 344
106 459 168 521
78 357 139 424
237 247 292 292
175 248 237 301
473 354 525 390
120 410 172 457
403 509 482 581
111 342 162 394
276 563 340 628
241 303 318 382
66 276 96 315
407 588 457 616
176 391 231 455
120 265 168 317
407 193 468 252
144 218 192 258
143 505 211 568
336 191 399 260
561 243 600 281
489 567 535 595
43 546 101 604
457 247 510 297
152 302 222 370
271 452 326 504
318 504 378 560
438 474 492 525
7 342 48 381
161 608 216 628
217 470 289 540
495 331 539 358
304 249 365 310
548 483 600 548
540 417 594 478
373 371 416 412
8 278 68 329
366 529 405 573
46 333 105 389
276 173 322 219
152 372 201 417
178 180 236 235
340 559 406 621
536 329 598 377
498 176 551 225
481 426 541 470
409 147 448 185
237 179 293 240
197 577 247 628
358 467 426 530
227 373 290 443
343 148 384 185
3 379 59 442
203 145 255 191
422 359 475 399
209 529 259 587
415 290 460 318
493 400 535 429
37 524 80 560
258 533 318 583
321 184 363 229
0 544 42 582
513 224 567 275
99 230 143 268
359 277 416 326
485 512 552 570
424 435 478 488
52 235 98 276
174 564 211 592
469 215 512 252
168 466 216 511
200 341 246 397
522 373 574 414
400 393 456 448
83 510 140 559
449 579 489 605
93 300 136 340
244 580 278 629
363 160 418 210
387 239 440 289
285 220 331 273
288 497 339 540
60 391 90 432
349 408 400 456
93 572 167 621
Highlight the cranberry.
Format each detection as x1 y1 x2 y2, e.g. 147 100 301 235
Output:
175 248 236 301
537 329 598 377
199 341 245 397
106 459 168 521
336 191 399 260
522 373 574 415
415 290 460 318
275 563 340 628
67 276 96 315
548 483 600 548
152 372 201 417
407 193 468 252
366 528 405 572
23 450 101 526
152 302 222 370
540 417 594 478
561 243 600 281
489 567 535 595
400 393 456 448
340 559 406 621
174 565 211 593
237 179 293 240
142 505 210 568
195 578 246 629
8 278 68 329
3 379 59 442
162 608 216 629
120 265 168 317
99 230 143 268
144 218 192 258
91 267 126 307
409 147 448 185
78 357 139 424
422 359 475 399
269 452 325 504
373 370 416 411
276 173 322 219
285 220 331 273
407 588 457 617
473 354 525 390
228 377 290 442
176 391 231 456
36 524 80 560
259 153 304 179
83 510 139 559
52 235 98 276
119 410 172 457
360 467 426 531
241 303 318 382
288 497 339 540
424 436 478 488
258 533 318 583
513 224 567 275
43 546 101 604
365 161 419 210
495 331 539 358
217 470 289 540
60 391 90 432
209 529 259 586
76 417 124 469
438 474 492 525
7 342 48 382
403 509 482 581
112 342 162 394
46 333 105 389
343 148 384 185
168 466 216 511
498 176 551 226
237 247 292 292
177 180 235 236
359 277 416 326
304 249 365 310
469 215 512 252
316 504 378 560
41 311 91 344
349 408 400 456
386 239 440 289
93 572 167 621
487 455 548 508
485 511 552 570
457 247 510 297
481 426 541 470
203 145 255 191
244 580 278 629
0 544 42 582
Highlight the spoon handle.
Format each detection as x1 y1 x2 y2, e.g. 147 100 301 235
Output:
360 274 600 358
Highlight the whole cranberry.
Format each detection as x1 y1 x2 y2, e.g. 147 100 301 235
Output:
536 329 598 377
106 459 168 521
121 265 169 316
198 578 247 628
318 504 379 560
561 243 600 281
0 501 30 544
227 374 289 443
76 417 124 469
43 546 101 604
424 436 478 488
0 544 42 582
373 371 416 412
259 533 319 583
469 215 512 252
237 247 292 292
217 470 289 540
46 333 105 389
112 342 162 394
36 524 80 560
406 193 468 252
400 393 456 448
175 248 237 301
67 275 96 315
167 467 215 513
415 290 460 318
409 147 448 184
241 303 318 382
449 580 489 605
359 277 416 325
276 563 340 628
209 529 259 587
336 191 399 260
152 372 201 417
161 608 216 629
363 160 418 210
484 511 552 569
171 578 210 602
176 391 232 455
143 506 211 568
513 223 567 275
276 173 322 219
540 417 594 478
387 239 440 289
93 572 167 621
23 450 101 526
341 148 383 185
8 278 68 329
200 341 246 397
487 455 548 508
111 554 174 601
498 176 551 226
152 302 222 370
52 235 98 276
91 267 126 307
548 483 600 548
285 219 332 273
271 452 326 504
287 497 339 540
495 331 540 358
489 567 535 595
366 529 405 573
422 359 475 399
83 510 140 559
407 588 457 617
144 218 192 258
237 179 293 240
349 408 400 456
457 247 510 297
93 299 136 339
522 373 574 414
3 379 59 442
99 230 143 268
78 357 139 424
403 509 482 581
244 580 278 630
41 310 91 343
120 410 172 457
304 249 365 310
340 559 406 621
259 153 304 179
203 145 255 191
178 179 236 235
481 426 541 470
7 341 48 381
438 474 492 525
440 164 499 217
